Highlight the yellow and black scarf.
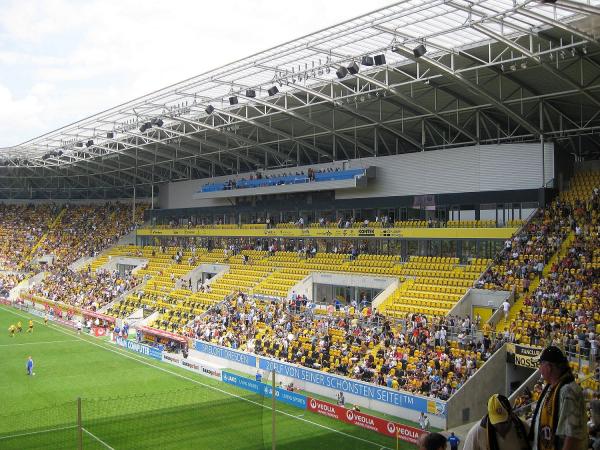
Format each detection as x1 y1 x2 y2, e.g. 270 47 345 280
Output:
530 373 575 450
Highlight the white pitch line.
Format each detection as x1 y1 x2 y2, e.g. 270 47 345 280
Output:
82 427 116 450
0 339 79 347
0 425 77 441
0 305 390 449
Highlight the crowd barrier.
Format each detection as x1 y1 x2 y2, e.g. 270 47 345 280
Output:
193 339 447 428
221 371 307 409
161 352 223 380
220 370 424 444
114 336 163 360
306 397 424 444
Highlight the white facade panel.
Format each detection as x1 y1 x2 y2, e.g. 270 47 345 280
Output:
337 142 554 199
158 143 554 209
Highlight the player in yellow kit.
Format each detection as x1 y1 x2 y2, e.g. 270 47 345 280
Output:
27 320 34 333
9 324 16 337
16 321 22 333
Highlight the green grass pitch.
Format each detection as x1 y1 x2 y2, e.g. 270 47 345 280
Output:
0 305 411 449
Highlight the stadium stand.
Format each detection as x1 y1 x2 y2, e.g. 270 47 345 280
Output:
0 204 56 270
25 269 139 311
492 170 599 351
191 292 491 399
31 203 146 269
0 272 26 296
2 2 600 443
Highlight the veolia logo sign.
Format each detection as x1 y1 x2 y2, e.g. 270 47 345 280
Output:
398 427 420 439
387 422 396 434
316 403 335 413
310 399 317 409
346 410 375 426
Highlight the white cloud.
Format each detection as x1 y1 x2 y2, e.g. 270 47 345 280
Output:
0 0 394 146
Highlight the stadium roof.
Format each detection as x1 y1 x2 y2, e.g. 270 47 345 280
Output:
1 0 599 198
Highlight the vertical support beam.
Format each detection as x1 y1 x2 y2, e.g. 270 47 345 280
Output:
332 109 337 160
272 369 276 450
77 397 83 450
540 101 545 188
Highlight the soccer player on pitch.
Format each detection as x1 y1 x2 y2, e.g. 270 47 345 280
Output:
8 324 16 337
27 320 33 333
26 356 34 376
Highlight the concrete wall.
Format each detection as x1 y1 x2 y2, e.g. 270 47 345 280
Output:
289 272 397 304
102 257 148 272
9 272 46 300
448 289 510 318
311 272 396 290
290 275 312 300
372 279 400 310
446 345 508 428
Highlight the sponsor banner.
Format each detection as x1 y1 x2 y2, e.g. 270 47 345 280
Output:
514 344 542 368
264 385 308 410
91 327 107 337
221 371 307 409
0 298 12 305
138 226 515 240
259 358 440 415
195 341 257 367
161 353 222 381
115 336 162 360
222 371 263 395
306 398 424 443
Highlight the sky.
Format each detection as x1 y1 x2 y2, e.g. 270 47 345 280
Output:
0 0 394 147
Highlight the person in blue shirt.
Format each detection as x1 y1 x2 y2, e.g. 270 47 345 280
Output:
26 356 34 376
255 371 262 382
448 431 460 450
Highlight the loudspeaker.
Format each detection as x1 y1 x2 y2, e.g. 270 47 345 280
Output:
267 86 278 96
245 89 256 98
205 105 214 114
336 67 348 79
106 132 114 139
347 62 359 75
229 96 238 105
361 56 374 66
373 54 386 65
413 44 427 58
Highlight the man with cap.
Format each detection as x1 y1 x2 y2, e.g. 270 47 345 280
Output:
417 432 448 450
530 346 587 450
463 394 530 450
